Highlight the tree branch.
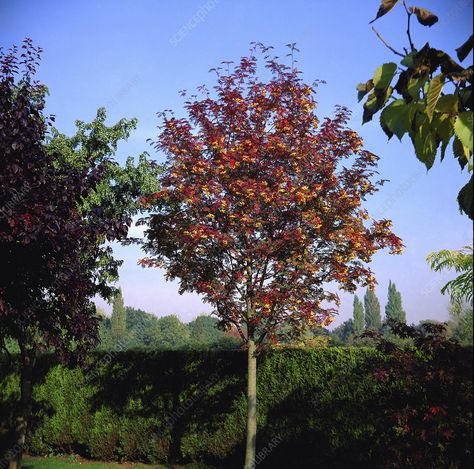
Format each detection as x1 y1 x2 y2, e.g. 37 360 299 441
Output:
371 27 405 58
403 1 415 52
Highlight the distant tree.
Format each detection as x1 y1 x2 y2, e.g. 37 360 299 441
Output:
188 314 222 347
148 315 190 349
95 306 111 346
125 306 153 331
364 288 382 330
110 288 127 344
385 281 406 323
332 319 355 345
353 295 365 335
139 46 402 466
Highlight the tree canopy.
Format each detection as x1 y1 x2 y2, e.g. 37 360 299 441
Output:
140 45 403 347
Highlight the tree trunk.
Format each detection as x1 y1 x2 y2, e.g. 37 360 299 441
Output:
244 338 257 469
7 341 35 469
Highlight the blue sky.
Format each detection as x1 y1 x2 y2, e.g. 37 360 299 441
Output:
1 0 472 326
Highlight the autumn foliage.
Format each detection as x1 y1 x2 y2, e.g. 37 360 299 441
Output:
140 45 403 345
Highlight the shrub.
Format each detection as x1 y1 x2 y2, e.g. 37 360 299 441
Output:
0 345 471 468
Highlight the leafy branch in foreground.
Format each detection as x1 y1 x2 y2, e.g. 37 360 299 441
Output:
427 246 473 313
359 1 473 219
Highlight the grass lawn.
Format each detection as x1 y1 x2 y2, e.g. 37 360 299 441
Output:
23 456 209 469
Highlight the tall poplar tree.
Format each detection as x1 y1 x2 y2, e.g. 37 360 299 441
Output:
364 288 382 330
353 295 365 335
111 288 127 343
385 281 406 323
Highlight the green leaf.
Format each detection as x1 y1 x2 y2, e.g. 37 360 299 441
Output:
453 136 470 170
407 72 429 99
401 51 416 68
435 94 458 114
432 113 454 160
379 112 394 139
411 113 437 169
409 6 439 27
460 87 473 109
370 0 399 24
380 99 416 140
362 86 393 124
357 79 374 102
373 62 398 90
457 176 473 220
454 112 473 152
363 91 378 124
426 73 445 121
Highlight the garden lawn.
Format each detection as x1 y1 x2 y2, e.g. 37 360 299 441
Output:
23 456 208 469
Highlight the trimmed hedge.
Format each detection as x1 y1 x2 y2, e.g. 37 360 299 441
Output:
0 347 472 468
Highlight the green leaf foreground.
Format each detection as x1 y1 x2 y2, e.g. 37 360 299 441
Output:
359 2 473 218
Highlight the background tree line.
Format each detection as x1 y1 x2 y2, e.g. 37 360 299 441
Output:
331 280 472 346
96 288 241 351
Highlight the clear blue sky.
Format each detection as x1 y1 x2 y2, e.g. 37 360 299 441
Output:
1 0 472 325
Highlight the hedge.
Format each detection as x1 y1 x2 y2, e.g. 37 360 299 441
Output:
0 347 472 468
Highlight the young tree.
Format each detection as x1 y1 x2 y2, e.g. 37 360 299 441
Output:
353 295 365 335
364 288 382 330
0 41 156 469
385 280 406 323
139 45 402 467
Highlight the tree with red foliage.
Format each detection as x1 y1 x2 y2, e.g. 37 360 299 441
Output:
139 44 403 468
0 40 153 469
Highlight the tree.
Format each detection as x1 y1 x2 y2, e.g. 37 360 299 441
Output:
147 314 190 349
0 41 155 469
139 45 402 467
358 1 473 219
364 288 382 330
451 305 473 346
188 314 223 347
385 280 406 323
110 288 127 344
427 246 473 314
367 320 473 466
353 295 365 335
332 319 355 345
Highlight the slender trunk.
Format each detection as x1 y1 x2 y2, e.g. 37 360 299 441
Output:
7 341 35 469
244 338 257 469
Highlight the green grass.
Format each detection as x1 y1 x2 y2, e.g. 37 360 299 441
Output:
23 456 208 469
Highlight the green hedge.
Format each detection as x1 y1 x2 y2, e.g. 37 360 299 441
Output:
0 348 472 468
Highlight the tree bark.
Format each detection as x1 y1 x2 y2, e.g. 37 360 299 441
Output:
7 340 35 469
244 338 257 469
